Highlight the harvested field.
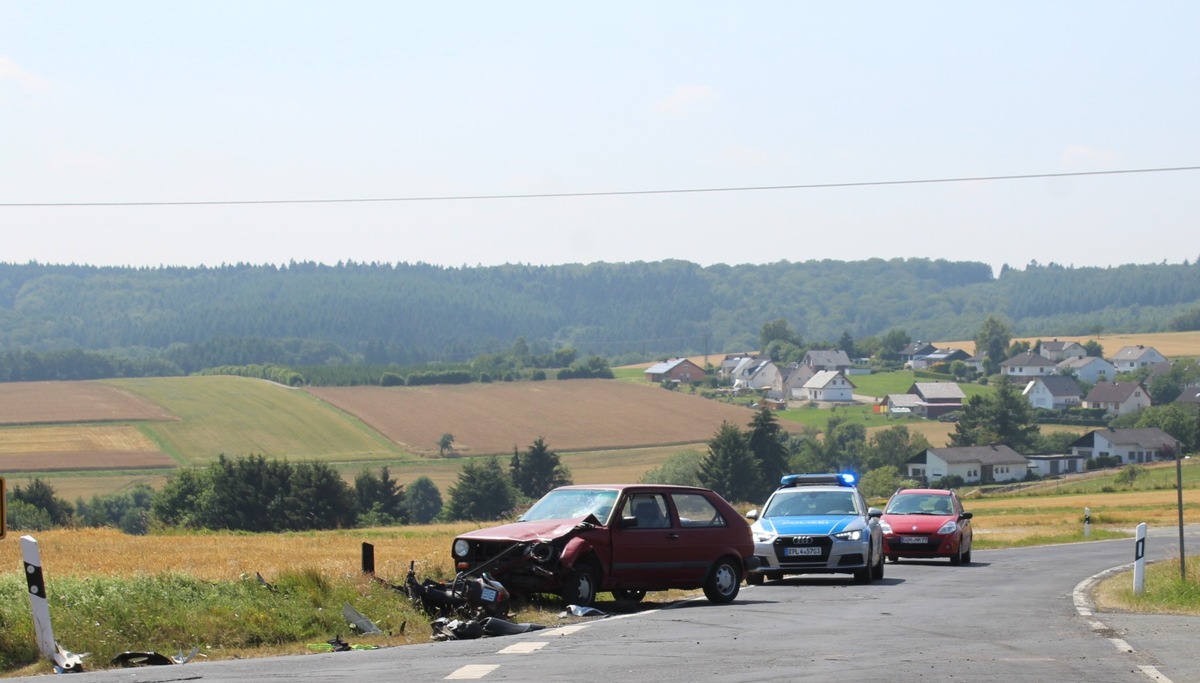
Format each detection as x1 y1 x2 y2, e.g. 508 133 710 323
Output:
0 424 174 471
307 380 756 456
938 331 1200 358
0 381 175 425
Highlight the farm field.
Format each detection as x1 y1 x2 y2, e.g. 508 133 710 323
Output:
938 330 1200 358
0 381 175 425
307 380 754 457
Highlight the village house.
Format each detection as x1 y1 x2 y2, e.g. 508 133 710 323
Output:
781 362 818 400
801 349 852 372
718 354 757 381
801 370 855 402
1057 355 1116 384
1038 339 1087 362
908 381 965 419
1175 384 1200 406
1025 453 1089 477
1068 428 1181 465
910 348 970 370
1021 375 1083 411
1000 351 1058 377
643 358 705 384
731 357 782 392
1082 381 1151 416
906 445 1029 485
1110 345 1168 373
899 341 937 363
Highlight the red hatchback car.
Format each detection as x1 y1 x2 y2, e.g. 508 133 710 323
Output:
880 488 973 565
451 484 757 606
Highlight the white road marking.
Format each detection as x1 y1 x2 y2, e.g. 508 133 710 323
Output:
445 664 499 679
543 624 589 636
499 641 547 654
1138 665 1173 682
1109 638 1134 652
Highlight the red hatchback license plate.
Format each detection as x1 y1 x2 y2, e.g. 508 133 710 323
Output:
900 536 929 544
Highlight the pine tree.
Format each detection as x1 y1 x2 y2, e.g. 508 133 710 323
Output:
698 422 762 504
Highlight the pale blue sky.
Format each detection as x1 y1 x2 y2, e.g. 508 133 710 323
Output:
2 2 1198 273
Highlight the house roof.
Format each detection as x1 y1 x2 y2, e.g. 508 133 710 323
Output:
900 342 937 356
920 445 1027 466
644 358 698 375
1000 351 1057 368
803 349 851 367
1070 428 1179 450
802 370 855 390
1111 345 1163 362
886 393 923 408
1040 339 1080 352
1057 356 1113 371
1174 385 1200 404
909 382 966 400
920 348 969 362
1084 382 1146 403
1024 375 1082 397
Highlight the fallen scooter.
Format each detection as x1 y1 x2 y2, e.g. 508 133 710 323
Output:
399 561 544 641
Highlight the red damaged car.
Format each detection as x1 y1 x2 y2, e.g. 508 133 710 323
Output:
880 488 973 565
451 484 758 606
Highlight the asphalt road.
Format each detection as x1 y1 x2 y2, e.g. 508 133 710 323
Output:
13 527 1199 683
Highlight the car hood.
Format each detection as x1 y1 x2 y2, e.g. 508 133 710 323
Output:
882 514 954 533
456 515 599 543
753 515 862 536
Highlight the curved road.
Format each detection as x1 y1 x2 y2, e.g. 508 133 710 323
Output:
16 527 1199 682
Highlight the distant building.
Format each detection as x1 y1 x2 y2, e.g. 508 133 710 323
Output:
1021 375 1083 411
1110 345 1168 373
1083 381 1151 416
800 370 855 402
644 358 705 384
1068 428 1181 465
906 445 1028 485
1000 351 1058 378
1057 356 1116 384
1038 339 1087 362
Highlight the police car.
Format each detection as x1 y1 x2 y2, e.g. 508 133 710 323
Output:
744 473 884 584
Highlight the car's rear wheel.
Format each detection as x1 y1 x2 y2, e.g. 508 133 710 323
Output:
561 562 598 607
886 555 899 563
703 557 741 603
612 589 646 603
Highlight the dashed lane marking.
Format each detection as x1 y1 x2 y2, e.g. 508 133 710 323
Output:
499 641 547 654
445 664 500 679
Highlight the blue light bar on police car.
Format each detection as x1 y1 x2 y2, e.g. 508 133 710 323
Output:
778 472 857 488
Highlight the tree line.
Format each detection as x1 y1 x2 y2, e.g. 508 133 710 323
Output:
3 258 1200 374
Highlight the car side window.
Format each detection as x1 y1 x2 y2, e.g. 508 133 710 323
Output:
672 493 726 528
620 493 671 529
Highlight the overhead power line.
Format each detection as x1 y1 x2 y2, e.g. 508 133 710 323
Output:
2 165 1198 208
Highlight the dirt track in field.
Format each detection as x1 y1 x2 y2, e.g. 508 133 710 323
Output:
0 381 176 424
307 379 756 456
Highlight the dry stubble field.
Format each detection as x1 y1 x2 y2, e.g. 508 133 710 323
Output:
307 380 754 457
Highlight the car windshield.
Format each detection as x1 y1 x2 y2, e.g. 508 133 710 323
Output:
886 493 954 515
519 489 619 523
763 490 858 517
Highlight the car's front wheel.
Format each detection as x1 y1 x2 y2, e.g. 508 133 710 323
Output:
745 572 764 586
854 550 874 584
560 562 598 607
703 557 741 603
871 551 885 581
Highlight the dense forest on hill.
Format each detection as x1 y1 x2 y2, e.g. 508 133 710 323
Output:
1 258 1199 372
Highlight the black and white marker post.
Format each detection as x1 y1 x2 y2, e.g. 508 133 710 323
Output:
19 535 85 674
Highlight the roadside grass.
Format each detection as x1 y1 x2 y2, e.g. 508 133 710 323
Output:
1094 556 1200 615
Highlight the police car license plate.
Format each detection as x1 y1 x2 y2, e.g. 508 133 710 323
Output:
784 546 821 556
900 536 928 544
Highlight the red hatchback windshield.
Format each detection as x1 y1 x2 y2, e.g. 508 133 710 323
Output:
884 492 955 516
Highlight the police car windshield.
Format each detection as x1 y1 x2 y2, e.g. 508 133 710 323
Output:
519 489 618 523
764 490 858 517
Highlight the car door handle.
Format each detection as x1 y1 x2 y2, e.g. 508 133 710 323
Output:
666 533 680 540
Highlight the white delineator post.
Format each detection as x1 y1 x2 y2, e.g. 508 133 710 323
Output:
1133 523 1147 596
19 535 85 673
1083 507 1091 538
